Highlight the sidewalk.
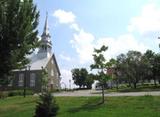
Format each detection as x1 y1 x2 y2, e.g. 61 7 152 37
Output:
53 90 160 97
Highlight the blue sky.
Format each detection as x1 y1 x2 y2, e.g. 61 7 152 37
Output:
34 0 160 88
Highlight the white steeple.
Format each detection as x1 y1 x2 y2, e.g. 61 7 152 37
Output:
42 12 50 37
38 12 52 58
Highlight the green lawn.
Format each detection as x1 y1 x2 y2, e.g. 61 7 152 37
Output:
106 84 160 93
0 96 160 117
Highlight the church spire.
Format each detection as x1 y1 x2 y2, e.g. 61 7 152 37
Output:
38 12 52 58
42 12 49 36
41 12 51 44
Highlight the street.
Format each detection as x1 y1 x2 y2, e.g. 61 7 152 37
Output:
53 90 160 97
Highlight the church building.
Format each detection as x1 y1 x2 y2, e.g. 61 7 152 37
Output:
6 14 61 92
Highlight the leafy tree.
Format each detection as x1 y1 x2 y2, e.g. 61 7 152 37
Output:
141 50 160 86
111 49 160 89
116 53 129 85
116 51 142 88
85 73 94 89
141 50 155 84
125 51 142 88
80 68 88 88
71 68 88 88
107 58 119 90
90 45 111 104
0 0 39 86
152 53 160 85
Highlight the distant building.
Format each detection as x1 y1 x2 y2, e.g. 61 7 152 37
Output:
4 14 61 92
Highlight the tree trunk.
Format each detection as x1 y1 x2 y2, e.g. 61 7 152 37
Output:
153 75 157 86
133 82 137 89
154 79 157 86
116 80 119 91
128 81 131 88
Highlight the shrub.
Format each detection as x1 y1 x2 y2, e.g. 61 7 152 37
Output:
0 91 8 99
8 90 34 97
34 91 59 117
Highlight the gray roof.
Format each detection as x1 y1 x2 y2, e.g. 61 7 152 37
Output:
28 53 61 75
13 53 60 74
28 54 50 70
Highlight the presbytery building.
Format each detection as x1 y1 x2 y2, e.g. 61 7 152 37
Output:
5 14 61 92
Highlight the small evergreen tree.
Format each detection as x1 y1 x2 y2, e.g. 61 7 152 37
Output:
34 68 59 117
34 92 59 117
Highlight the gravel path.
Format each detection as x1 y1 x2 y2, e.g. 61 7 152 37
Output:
53 90 160 97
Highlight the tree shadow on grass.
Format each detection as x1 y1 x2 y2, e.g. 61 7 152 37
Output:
68 97 105 113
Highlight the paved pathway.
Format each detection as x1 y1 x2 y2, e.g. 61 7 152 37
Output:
53 90 160 97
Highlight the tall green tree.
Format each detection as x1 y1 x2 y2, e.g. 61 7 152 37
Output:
116 51 142 88
90 45 110 104
116 53 129 85
142 50 155 84
85 73 94 89
107 58 119 90
126 51 142 88
0 0 39 85
71 68 88 88
152 53 160 85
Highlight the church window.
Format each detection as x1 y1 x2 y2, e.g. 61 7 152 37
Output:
18 73 24 87
30 73 36 87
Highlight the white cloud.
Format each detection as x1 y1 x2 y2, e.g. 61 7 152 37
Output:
53 9 76 24
70 29 149 64
70 23 80 31
155 37 160 46
53 9 150 71
96 34 149 60
128 3 160 35
70 29 95 64
59 53 71 62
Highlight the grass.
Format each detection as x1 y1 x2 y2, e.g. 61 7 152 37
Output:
0 96 160 117
105 84 160 93
0 96 37 117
